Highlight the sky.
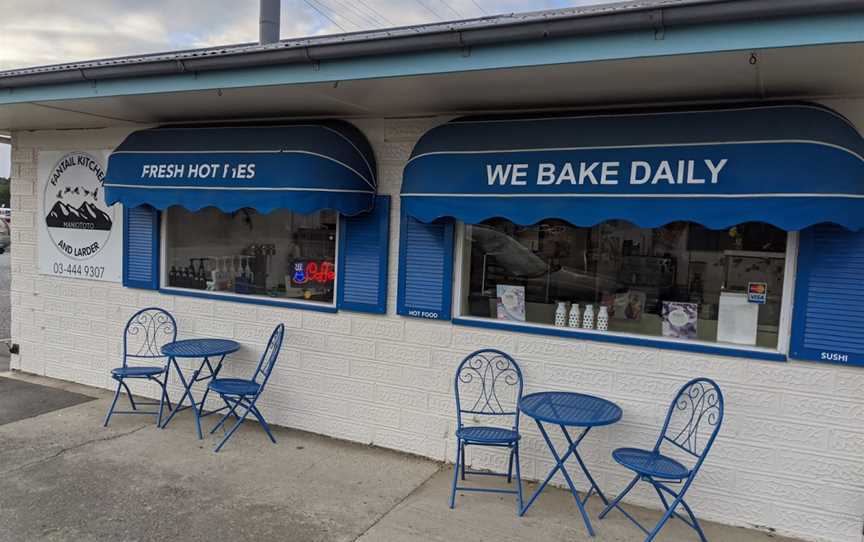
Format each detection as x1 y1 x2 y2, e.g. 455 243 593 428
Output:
0 0 612 70
0 0 613 174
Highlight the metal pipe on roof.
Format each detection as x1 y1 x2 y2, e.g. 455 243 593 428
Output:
260 0 281 45
1 0 863 89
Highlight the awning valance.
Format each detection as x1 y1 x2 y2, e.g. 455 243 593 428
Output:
105 121 376 216
401 105 864 230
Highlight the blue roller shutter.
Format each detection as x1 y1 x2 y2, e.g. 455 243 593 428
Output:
123 205 160 290
397 212 454 320
337 196 390 313
790 224 864 367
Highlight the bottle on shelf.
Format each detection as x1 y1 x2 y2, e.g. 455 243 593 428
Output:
554 301 567 327
597 306 609 332
582 304 595 330
568 303 581 328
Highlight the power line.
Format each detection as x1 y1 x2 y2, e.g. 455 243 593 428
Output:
355 0 395 26
302 0 348 31
469 0 487 15
415 0 445 20
318 0 369 28
437 0 464 19
328 0 382 28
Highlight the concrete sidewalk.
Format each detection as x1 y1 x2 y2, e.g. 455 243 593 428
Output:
0 373 803 542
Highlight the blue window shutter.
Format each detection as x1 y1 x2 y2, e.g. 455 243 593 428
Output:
123 205 160 290
337 195 390 313
397 212 454 320
790 224 864 367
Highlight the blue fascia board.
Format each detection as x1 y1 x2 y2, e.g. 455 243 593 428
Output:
452 317 788 363
2 13 864 106
158 287 338 313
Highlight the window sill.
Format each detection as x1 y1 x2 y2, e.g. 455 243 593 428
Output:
452 317 787 362
158 287 338 313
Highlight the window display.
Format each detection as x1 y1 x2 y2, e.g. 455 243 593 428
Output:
164 207 337 304
459 219 788 349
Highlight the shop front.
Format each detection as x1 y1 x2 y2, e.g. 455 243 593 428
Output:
103 122 390 315
399 104 864 366
4 3 864 540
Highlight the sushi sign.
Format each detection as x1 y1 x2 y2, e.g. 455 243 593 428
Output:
38 151 122 282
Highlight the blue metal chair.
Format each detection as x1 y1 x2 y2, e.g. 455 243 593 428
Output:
104 307 177 427
207 323 284 452
449 349 524 512
599 377 724 542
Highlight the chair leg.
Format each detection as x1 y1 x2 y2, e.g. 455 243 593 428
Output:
160 372 173 411
514 442 524 515
460 442 467 480
449 438 461 509
599 474 640 519
155 376 170 427
119 380 137 410
248 404 276 444
678 497 708 542
210 396 242 435
103 379 123 427
506 446 515 483
213 407 252 453
645 493 685 542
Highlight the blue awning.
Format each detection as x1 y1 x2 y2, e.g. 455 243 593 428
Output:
105 121 376 216
402 105 864 230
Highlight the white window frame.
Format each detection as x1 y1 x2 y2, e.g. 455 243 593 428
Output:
452 220 798 357
159 207 340 308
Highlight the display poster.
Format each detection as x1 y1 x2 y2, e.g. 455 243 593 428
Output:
496 284 526 322
718 291 759 346
610 290 646 321
38 151 122 282
662 301 698 340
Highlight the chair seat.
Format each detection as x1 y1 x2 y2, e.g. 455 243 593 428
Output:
457 426 520 444
111 366 165 378
209 378 260 397
612 447 691 479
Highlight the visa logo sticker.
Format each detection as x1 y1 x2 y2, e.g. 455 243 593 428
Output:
747 282 767 304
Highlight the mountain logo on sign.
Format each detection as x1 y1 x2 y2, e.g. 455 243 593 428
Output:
46 200 113 230
42 151 115 263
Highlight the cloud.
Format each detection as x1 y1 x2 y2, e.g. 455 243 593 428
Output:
0 0 613 70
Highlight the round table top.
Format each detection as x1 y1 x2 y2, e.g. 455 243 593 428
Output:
520 391 622 427
161 338 241 358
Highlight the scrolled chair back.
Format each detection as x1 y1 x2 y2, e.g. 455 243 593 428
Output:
658 377 724 461
254 323 285 384
454 349 524 430
123 307 177 364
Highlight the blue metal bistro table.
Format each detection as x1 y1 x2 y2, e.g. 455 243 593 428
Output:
519 391 622 536
159 338 241 439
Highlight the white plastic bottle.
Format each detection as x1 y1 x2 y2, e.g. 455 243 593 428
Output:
597 306 609 332
582 304 595 330
554 302 567 327
568 303 581 328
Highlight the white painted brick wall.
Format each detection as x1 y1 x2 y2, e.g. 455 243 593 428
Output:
9 119 864 542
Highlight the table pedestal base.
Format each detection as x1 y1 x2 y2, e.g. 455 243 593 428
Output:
520 421 610 536
159 355 227 439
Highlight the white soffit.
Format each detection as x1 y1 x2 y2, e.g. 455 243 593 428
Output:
1 42 863 132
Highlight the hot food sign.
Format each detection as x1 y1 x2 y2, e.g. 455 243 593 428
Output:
38 151 122 282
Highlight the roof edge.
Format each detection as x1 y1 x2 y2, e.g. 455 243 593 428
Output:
1 0 863 89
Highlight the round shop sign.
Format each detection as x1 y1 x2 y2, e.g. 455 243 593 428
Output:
43 152 114 260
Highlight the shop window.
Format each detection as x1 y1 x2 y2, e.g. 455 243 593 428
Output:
458 219 789 350
163 207 337 305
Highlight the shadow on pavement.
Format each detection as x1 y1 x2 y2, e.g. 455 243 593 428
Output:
0 376 95 425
